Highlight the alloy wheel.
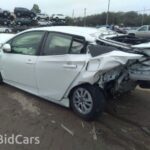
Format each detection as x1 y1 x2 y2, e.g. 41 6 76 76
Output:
73 88 93 115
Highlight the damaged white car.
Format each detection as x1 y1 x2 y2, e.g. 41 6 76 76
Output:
0 26 150 120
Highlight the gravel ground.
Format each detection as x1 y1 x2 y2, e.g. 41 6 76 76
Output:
0 84 150 150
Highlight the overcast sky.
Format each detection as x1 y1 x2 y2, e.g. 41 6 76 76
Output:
1 0 150 16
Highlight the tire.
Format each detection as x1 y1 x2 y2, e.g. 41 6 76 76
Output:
17 21 21 26
5 29 9 33
55 17 59 21
4 21 7 25
70 84 105 120
3 11 8 16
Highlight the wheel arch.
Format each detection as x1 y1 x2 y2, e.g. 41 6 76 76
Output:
68 82 104 100
68 83 92 100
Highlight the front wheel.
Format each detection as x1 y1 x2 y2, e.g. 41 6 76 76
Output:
70 85 105 120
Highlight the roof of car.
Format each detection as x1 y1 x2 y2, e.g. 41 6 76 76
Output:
25 26 99 42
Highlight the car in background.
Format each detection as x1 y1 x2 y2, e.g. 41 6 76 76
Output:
8 13 16 21
128 25 150 38
36 13 49 20
15 18 37 26
0 26 150 120
14 7 36 18
0 18 11 26
0 8 10 17
0 27 12 33
38 20 52 26
51 14 66 21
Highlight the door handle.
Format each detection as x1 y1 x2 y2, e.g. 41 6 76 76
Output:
26 59 34 64
63 64 77 69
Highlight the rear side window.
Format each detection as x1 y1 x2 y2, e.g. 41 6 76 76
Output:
70 37 85 54
43 33 72 55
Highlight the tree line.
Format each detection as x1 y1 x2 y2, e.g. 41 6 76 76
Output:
67 11 150 27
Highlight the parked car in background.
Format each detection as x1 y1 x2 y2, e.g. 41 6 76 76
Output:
0 18 11 26
38 20 52 26
0 26 150 120
8 13 16 21
128 25 150 38
0 8 10 17
0 27 12 33
15 18 37 26
36 13 49 20
51 14 66 21
14 7 36 18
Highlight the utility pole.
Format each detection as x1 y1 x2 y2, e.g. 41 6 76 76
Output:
84 8 87 26
141 8 145 25
106 0 111 25
72 9 75 25
72 9 74 19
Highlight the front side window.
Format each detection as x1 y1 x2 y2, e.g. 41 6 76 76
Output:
43 33 72 55
10 31 45 55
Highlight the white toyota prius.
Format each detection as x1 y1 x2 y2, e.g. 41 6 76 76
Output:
0 26 150 120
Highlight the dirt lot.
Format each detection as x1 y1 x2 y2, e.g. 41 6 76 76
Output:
0 84 150 150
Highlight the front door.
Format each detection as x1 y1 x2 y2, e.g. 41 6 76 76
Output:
1 31 45 94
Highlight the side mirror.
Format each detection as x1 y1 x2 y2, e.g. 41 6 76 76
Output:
2 44 11 52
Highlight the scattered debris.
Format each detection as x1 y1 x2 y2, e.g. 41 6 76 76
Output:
61 124 74 136
81 122 85 128
141 127 150 135
121 128 128 133
91 125 97 141
9 92 40 115
51 120 56 124
48 113 52 116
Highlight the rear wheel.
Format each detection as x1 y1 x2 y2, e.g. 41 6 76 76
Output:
70 85 105 120
37 17 40 20
5 29 9 33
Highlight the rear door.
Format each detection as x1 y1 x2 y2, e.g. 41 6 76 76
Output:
36 32 87 101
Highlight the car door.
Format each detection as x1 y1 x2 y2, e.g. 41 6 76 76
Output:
36 32 88 101
1 31 45 94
